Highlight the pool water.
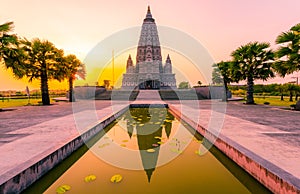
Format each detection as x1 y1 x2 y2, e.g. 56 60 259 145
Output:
24 108 271 194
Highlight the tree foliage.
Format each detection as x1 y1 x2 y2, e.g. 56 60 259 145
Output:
63 54 86 102
178 81 190 89
231 42 274 104
274 23 300 77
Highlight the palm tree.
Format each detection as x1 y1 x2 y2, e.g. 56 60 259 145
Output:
14 38 65 105
231 42 274 104
0 21 23 76
0 22 17 56
63 54 86 102
213 61 233 101
274 23 300 77
0 21 20 111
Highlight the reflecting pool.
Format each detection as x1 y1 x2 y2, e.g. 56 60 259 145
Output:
24 108 271 194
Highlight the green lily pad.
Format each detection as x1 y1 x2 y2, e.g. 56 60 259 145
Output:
171 148 182 154
56 184 71 194
169 142 176 146
111 174 123 183
98 143 110 148
195 150 202 155
147 148 156 153
84 174 96 183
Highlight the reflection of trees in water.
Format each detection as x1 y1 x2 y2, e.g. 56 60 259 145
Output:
122 108 175 182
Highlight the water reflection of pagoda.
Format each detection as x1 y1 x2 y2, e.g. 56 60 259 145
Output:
123 108 174 182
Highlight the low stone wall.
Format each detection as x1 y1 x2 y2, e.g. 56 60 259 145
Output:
0 107 128 194
168 105 300 194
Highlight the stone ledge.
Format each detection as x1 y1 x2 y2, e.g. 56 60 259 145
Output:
0 106 128 194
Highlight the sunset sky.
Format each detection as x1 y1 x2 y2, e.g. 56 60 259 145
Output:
1 0 300 91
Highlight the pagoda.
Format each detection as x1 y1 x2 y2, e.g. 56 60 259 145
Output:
122 6 177 89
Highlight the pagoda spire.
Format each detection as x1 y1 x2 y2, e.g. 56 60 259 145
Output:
146 6 152 18
144 6 154 22
166 54 171 64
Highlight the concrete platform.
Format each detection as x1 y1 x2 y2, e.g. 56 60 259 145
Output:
0 92 300 193
168 100 300 193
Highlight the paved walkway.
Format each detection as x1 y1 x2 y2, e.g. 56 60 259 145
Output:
0 95 300 191
135 90 162 101
168 100 300 180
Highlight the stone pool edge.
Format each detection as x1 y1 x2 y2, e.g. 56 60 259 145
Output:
0 106 128 194
168 105 300 194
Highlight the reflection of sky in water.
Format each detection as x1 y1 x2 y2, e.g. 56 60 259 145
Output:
90 108 194 172
44 108 268 194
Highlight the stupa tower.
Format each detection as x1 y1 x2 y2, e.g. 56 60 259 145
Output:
122 6 177 90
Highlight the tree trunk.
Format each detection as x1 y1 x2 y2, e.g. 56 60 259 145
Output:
289 91 293 102
222 81 228 101
69 76 75 102
281 93 284 101
246 75 255 104
41 69 50 105
295 93 298 101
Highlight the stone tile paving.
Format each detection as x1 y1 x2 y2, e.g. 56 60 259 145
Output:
1 94 300 192
167 100 300 180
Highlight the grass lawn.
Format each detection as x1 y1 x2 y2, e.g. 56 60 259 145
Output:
237 95 297 107
0 98 55 108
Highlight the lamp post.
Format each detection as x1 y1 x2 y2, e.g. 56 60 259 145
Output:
291 77 298 85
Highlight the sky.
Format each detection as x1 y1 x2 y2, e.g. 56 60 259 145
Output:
1 0 300 91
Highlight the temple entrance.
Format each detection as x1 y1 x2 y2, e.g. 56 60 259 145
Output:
139 80 160 90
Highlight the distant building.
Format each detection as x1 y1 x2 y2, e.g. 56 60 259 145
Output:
122 6 176 90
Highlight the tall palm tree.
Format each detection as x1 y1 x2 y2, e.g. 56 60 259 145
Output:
15 38 65 105
274 23 300 77
231 42 274 104
0 21 23 75
63 54 86 102
0 22 17 56
0 21 20 111
213 61 233 101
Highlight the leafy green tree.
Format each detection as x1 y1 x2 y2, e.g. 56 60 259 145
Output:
63 54 86 102
213 61 233 101
13 38 65 105
231 42 274 104
274 23 300 77
275 84 287 101
294 85 300 101
197 80 202 86
285 84 296 102
212 67 223 85
178 81 190 89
